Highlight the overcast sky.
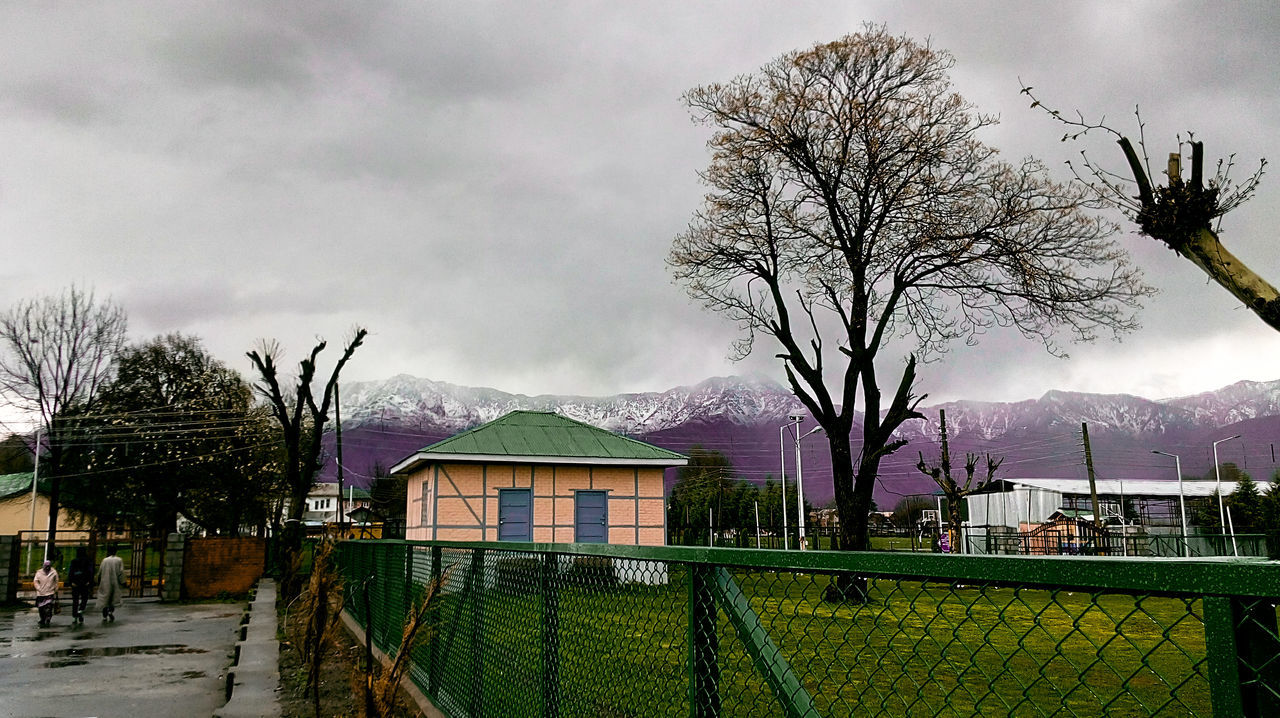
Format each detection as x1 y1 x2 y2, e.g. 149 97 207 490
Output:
2 1 1278 414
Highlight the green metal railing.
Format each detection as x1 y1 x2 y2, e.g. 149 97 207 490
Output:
336 540 1280 717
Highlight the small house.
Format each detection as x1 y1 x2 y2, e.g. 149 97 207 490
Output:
390 411 687 545
0 472 84 536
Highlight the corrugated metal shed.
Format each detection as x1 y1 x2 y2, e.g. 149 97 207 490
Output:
389 411 688 475
976 477 1239 498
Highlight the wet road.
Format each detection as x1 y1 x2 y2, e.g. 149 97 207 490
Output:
0 597 244 718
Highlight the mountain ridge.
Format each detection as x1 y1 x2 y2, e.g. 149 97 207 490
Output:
324 374 1280 506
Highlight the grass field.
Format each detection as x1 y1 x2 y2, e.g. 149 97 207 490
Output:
388 561 1211 717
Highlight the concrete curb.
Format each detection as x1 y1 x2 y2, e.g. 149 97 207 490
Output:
213 578 281 718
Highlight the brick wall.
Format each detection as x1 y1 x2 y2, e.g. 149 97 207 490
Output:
182 537 266 599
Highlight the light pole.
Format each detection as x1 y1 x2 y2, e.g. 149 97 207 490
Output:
1151 450 1188 557
790 417 823 550
786 415 804 548
1212 434 1242 556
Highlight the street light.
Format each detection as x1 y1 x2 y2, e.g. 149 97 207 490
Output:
1152 450 1189 557
789 417 824 550
1212 434 1242 556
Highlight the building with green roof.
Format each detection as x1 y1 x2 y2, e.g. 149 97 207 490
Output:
0 472 84 536
390 411 686 546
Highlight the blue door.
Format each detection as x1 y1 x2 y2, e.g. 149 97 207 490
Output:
498 489 532 542
575 490 608 543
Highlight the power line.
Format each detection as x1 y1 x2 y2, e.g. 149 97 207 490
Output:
49 440 281 480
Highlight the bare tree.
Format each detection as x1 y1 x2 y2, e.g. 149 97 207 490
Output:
0 286 127 546
247 327 366 597
1022 86 1274 329
915 409 1001 554
669 27 1151 576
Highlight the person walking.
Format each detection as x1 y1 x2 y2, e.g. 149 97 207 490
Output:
97 545 127 622
33 559 59 628
67 547 94 625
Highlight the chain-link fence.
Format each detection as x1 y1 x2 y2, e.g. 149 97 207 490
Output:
336 540 1280 717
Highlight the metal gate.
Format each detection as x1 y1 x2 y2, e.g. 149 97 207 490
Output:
15 531 165 599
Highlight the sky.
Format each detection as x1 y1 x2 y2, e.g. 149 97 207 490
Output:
2 1 1279 419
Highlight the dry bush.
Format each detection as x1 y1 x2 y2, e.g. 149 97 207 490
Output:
290 539 344 718
356 569 449 718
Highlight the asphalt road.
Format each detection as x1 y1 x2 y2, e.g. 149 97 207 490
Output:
0 597 244 718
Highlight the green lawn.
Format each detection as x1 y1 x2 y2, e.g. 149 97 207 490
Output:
376 564 1210 718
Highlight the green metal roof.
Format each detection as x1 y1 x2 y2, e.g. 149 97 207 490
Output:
389 411 687 475
0 472 35 500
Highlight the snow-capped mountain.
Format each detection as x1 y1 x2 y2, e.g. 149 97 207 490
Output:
341 374 1280 439
325 374 1280 504
339 374 805 434
1162 380 1280 425
900 390 1202 440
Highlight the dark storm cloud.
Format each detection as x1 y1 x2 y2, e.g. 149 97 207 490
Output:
1 2 1278 403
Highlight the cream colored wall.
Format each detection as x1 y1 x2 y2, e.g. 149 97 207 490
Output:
402 462 668 546
0 494 85 536
405 473 429 541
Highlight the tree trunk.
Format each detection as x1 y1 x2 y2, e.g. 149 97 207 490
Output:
44 435 64 550
948 502 963 554
829 430 859 550
278 442 306 598
826 429 871 603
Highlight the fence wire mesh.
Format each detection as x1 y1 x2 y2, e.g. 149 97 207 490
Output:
337 541 1280 717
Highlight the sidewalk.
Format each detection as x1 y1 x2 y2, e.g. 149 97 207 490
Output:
0 595 245 718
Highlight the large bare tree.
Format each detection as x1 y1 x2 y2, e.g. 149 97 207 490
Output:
0 286 127 546
669 28 1152 570
247 327 366 597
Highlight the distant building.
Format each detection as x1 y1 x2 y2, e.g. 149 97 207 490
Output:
961 477 1247 556
390 411 687 546
303 483 372 527
0 472 86 536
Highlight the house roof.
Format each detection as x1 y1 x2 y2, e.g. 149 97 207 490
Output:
308 484 372 499
0 472 36 500
389 410 688 475
346 505 382 522
975 477 1240 499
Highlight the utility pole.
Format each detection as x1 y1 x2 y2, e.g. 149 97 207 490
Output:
335 382 345 533
27 429 41 572
1082 423 1102 529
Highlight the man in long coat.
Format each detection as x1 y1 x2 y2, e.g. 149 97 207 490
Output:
97 545 127 622
33 560 59 627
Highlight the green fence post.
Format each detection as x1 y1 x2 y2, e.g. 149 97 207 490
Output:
428 545 442 700
687 563 719 718
468 548 486 717
541 553 561 718
1206 595 1252 716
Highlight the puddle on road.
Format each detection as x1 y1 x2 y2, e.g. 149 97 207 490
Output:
172 670 208 683
41 643 208 668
